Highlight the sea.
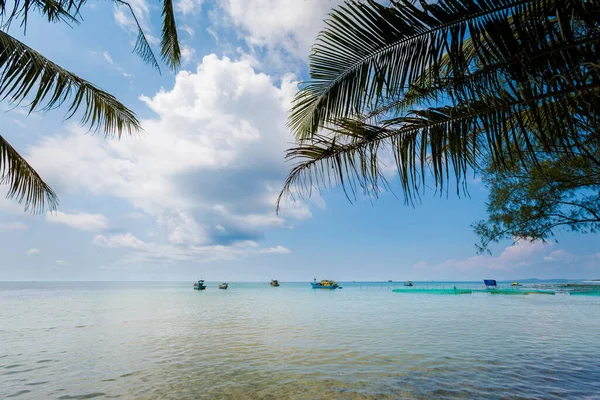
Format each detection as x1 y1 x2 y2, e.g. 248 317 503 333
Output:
1 281 600 399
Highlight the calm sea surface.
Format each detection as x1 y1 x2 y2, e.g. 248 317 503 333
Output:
1 281 600 399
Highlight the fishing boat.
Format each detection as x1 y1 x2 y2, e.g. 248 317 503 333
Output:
311 278 341 289
404 281 413 286
270 279 280 287
511 281 522 286
218 282 228 290
193 280 206 290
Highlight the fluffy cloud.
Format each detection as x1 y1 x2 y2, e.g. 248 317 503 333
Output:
27 55 311 261
220 0 345 60
46 211 109 231
27 248 40 256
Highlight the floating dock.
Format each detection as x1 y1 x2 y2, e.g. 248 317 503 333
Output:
392 287 556 295
392 287 472 295
569 290 600 296
472 288 555 295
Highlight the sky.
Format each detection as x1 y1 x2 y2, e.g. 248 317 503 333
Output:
0 0 599 282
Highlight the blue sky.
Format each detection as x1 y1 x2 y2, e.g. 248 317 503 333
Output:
1 0 599 281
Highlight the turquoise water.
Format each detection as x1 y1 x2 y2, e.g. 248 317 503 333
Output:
2 281 600 399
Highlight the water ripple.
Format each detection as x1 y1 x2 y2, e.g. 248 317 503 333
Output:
2 282 600 398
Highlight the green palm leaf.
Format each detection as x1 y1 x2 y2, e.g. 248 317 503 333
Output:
282 0 600 211
114 0 161 73
0 0 84 30
0 134 58 213
290 0 596 138
0 30 141 136
160 0 180 70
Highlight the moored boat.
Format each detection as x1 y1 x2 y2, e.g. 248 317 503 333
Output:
311 278 341 289
404 281 413 286
193 280 206 290
270 279 280 287
218 282 228 289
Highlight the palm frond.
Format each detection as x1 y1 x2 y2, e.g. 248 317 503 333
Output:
0 0 85 31
0 30 141 137
279 75 600 212
160 0 180 70
0 134 58 213
290 0 596 139
114 0 161 73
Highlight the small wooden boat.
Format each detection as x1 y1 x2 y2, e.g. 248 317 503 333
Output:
311 278 341 289
270 279 280 287
511 281 522 286
404 281 413 286
218 282 228 290
193 280 206 290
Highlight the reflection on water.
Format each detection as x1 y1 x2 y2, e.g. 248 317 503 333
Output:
1 282 600 399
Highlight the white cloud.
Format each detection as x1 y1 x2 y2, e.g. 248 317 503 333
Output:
103 51 114 65
0 221 28 230
221 0 345 60
260 246 291 254
544 249 575 262
27 248 40 256
181 44 195 65
56 260 68 265
415 239 555 271
27 55 309 263
46 211 108 231
176 0 202 14
93 233 148 250
113 0 150 32
12 119 26 128
181 25 195 37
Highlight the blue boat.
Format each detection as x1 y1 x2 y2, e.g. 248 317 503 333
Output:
311 278 342 289
193 280 206 290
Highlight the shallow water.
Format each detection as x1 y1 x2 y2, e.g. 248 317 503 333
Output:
1 281 600 399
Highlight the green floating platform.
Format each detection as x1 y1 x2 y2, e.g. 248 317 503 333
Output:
392 287 472 295
569 290 600 296
472 288 555 295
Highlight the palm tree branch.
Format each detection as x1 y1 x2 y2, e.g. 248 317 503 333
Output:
0 0 84 31
290 0 544 137
160 0 180 70
0 134 58 213
291 0 596 138
0 30 141 136
114 0 161 73
278 81 600 212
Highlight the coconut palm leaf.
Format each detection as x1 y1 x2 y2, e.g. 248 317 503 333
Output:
0 30 141 136
290 0 598 139
114 0 161 73
279 75 600 212
160 0 180 70
282 0 600 210
0 0 85 30
0 134 58 213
